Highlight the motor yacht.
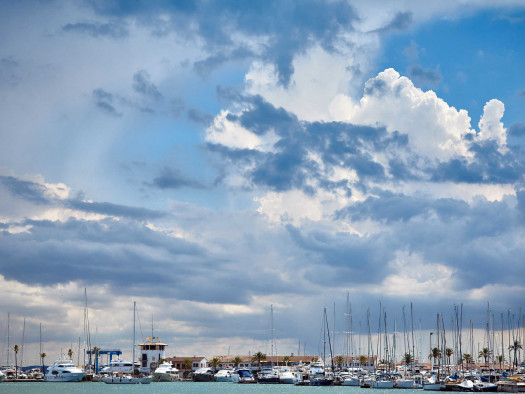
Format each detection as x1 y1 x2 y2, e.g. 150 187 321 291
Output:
102 374 152 384
192 367 215 382
153 361 179 382
231 368 256 383
44 359 84 382
214 369 233 382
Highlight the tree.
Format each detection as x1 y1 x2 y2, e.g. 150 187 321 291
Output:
68 348 73 360
91 346 101 372
183 358 192 370
445 348 454 365
463 353 472 366
428 347 441 365
509 340 522 370
283 356 291 366
14 344 19 379
40 352 47 377
478 347 490 366
209 357 220 371
233 356 242 368
404 353 413 365
497 355 504 371
335 355 343 368
252 352 266 370
360 355 367 366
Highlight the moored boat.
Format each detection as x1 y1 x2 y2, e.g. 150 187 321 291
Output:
192 367 215 382
231 368 256 383
44 359 84 382
153 361 179 382
102 374 152 384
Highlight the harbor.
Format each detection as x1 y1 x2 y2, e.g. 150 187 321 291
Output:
1 303 524 391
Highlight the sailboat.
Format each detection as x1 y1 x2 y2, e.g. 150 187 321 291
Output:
310 307 334 386
102 302 152 384
257 305 280 384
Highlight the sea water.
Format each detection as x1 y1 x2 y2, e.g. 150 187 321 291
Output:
0 382 417 393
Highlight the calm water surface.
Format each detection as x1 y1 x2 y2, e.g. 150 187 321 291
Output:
0 382 421 393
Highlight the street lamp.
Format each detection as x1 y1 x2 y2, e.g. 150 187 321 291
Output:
429 332 433 368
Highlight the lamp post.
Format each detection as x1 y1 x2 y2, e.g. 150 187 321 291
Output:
429 332 433 370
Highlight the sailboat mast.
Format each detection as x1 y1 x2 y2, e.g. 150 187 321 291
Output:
7 312 9 366
133 301 136 377
270 304 274 368
21 317 25 369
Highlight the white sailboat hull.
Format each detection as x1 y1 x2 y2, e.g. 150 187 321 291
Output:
102 376 152 384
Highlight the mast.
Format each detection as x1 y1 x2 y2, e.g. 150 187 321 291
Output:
410 303 415 370
367 308 371 372
270 304 274 369
325 307 334 374
133 301 136 377
7 312 9 366
21 317 25 369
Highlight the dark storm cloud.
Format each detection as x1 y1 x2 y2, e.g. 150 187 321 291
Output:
132 70 162 101
151 166 205 189
85 0 358 86
408 65 442 87
0 174 166 220
0 175 51 204
62 21 129 38
430 139 525 184
66 199 166 220
92 88 122 117
209 96 412 193
338 192 469 224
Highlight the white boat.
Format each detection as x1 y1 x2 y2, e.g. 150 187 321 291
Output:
423 374 442 391
279 369 296 384
44 359 85 382
341 374 360 386
103 301 152 385
394 378 415 389
371 375 395 389
0 370 5 383
100 359 140 375
102 374 153 384
231 368 256 383
214 369 233 382
153 361 179 382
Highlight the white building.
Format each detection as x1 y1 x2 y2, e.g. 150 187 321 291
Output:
139 337 167 373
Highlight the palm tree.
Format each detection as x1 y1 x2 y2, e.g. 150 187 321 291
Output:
209 357 220 371
497 355 504 371
445 348 453 365
14 345 19 379
509 340 522 370
91 346 100 372
335 355 343 368
463 353 472 366
283 356 291 366
404 353 413 365
252 352 266 371
67 348 73 360
40 352 47 377
360 355 368 366
428 347 441 366
233 356 242 369
478 347 490 367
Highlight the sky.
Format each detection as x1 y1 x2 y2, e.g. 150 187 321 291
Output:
1 0 525 366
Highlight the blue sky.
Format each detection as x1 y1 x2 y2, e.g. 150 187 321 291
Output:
1 0 525 365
